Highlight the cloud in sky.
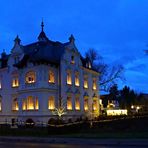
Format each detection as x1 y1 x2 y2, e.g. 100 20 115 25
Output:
0 0 147 93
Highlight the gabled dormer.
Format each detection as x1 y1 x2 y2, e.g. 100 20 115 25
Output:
65 34 79 53
8 35 24 69
11 35 23 55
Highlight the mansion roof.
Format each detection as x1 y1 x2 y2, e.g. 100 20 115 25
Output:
0 22 97 72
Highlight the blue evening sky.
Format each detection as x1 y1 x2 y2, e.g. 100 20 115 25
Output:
0 0 147 93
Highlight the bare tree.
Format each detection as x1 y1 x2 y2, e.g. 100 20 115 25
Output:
85 48 124 92
52 97 67 119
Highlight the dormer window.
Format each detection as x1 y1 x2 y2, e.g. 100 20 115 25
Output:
12 77 19 87
25 71 36 84
88 62 91 69
71 55 75 64
48 70 55 83
86 62 91 69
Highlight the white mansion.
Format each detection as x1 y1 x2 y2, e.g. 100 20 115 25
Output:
0 22 100 125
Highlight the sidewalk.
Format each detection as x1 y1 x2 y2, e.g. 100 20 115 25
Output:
0 136 148 147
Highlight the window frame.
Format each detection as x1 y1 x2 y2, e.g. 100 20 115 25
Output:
25 71 36 84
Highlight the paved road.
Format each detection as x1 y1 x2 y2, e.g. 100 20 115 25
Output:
0 137 148 148
0 141 143 148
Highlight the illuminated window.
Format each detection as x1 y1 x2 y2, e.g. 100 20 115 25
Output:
88 62 91 68
71 56 75 64
22 99 26 110
84 98 88 111
84 78 88 88
12 77 19 87
75 97 80 110
93 100 97 111
35 97 39 110
49 71 55 83
12 98 19 111
0 80 1 89
67 97 72 110
24 96 39 110
48 96 55 110
25 71 36 84
0 96 2 111
92 79 97 90
27 96 34 110
67 71 72 85
75 74 79 86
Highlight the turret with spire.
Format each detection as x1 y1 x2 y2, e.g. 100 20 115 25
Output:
14 35 21 46
69 34 75 43
38 20 49 42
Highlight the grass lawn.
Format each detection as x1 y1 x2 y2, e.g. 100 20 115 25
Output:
0 116 148 138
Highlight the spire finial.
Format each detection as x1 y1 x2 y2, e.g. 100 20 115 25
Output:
41 18 44 32
69 34 75 43
14 35 21 45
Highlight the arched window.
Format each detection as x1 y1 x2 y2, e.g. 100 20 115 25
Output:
75 73 79 86
92 78 97 90
71 55 75 64
25 71 36 84
48 96 55 110
12 98 19 111
67 97 72 110
75 97 80 110
93 100 97 111
0 96 2 111
12 77 19 87
84 78 88 88
49 70 55 83
67 71 72 85
84 98 88 111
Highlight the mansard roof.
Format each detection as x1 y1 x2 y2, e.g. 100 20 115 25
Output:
0 22 98 72
14 40 68 68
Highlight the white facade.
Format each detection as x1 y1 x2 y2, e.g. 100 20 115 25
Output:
0 23 100 125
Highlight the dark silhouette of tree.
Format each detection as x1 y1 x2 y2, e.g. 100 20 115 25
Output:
109 84 119 100
85 48 124 91
118 86 138 109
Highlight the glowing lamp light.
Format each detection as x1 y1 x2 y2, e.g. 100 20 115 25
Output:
75 106 80 110
137 106 140 110
84 106 88 111
131 105 134 109
93 106 96 111
67 105 72 110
